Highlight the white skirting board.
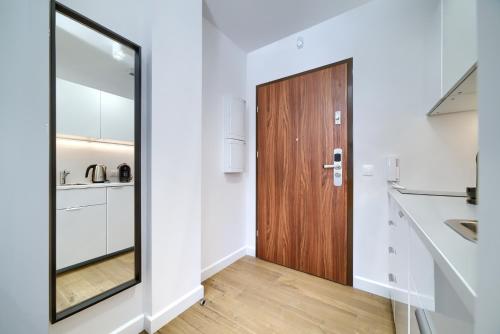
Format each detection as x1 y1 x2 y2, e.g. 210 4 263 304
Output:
201 246 249 281
110 314 145 334
144 285 204 333
354 275 391 298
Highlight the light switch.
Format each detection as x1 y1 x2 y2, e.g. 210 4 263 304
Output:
362 164 374 176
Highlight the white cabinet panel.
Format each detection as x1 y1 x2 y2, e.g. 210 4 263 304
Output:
106 186 134 253
56 188 106 209
224 139 245 173
100 91 134 143
409 225 435 312
56 204 107 270
442 0 477 93
224 96 246 141
56 78 101 138
388 197 409 334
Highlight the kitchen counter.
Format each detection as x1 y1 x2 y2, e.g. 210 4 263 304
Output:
388 189 477 313
57 182 134 190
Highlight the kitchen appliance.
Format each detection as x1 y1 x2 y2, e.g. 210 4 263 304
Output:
85 164 107 183
118 163 132 183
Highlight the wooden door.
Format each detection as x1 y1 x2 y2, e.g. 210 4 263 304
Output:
257 60 353 285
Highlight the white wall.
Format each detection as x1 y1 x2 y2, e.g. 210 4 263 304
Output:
146 0 203 332
0 1 49 333
245 0 478 296
475 0 500 332
201 19 248 279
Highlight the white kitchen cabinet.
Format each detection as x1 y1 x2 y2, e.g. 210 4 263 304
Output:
106 186 134 253
100 91 134 143
56 78 101 139
56 204 107 270
442 0 477 94
388 195 409 334
409 224 435 312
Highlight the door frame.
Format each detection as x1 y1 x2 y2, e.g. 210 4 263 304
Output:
255 58 353 285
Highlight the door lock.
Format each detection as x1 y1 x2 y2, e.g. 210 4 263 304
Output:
323 149 343 186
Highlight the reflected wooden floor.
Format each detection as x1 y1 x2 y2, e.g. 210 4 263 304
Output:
56 251 134 312
156 256 395 334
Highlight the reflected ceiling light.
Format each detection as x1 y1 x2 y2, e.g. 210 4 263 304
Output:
112 42 126 61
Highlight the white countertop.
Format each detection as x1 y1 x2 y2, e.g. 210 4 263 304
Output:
388 189 477 311
57 182 134 190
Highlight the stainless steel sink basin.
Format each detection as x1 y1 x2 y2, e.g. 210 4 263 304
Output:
445 219 477 243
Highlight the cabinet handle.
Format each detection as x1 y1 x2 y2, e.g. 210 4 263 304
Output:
398 211 404 218
64 207 82 212
415 308 432 334
388 246 396 254
388 273 397 283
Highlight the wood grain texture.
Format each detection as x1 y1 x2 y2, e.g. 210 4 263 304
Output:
56 251 134 312
257 61 352 284
156 256 394 334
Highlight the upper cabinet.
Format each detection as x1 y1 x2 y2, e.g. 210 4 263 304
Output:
428 0 477 116
56 79 100 138
442 0 477 94
56 78 134 144
101 91 134 142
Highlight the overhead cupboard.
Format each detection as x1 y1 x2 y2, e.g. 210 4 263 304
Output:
56 78 134 143
428 0 477 116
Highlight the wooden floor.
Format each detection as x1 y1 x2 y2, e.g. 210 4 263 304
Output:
156 256 394 334
56 251 135 312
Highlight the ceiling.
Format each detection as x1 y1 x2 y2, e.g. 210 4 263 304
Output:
56 12 135 99
203 0 372 51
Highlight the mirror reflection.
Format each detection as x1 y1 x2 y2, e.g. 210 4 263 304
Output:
55 10 137 314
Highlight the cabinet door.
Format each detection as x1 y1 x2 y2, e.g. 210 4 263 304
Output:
388 198 409 334
442 0 477 93
100 91 134 143
56 204 107 270
107 186 134 253
56 78 101 139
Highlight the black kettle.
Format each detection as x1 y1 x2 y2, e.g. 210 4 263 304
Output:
85 164 107 183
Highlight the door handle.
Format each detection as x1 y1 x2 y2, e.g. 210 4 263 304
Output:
64 207 82 212
323 164 334 169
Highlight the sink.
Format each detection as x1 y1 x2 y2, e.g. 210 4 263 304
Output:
445 219 477 243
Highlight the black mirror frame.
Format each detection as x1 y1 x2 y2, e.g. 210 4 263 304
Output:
49 1 142 323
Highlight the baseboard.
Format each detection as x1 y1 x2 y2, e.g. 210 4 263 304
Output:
201 246 247 281
144 285 204 333
110 314 144 334
245 247 256 256
354 275 390 298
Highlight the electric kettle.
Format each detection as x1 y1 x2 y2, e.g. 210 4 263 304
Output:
85 164 107 183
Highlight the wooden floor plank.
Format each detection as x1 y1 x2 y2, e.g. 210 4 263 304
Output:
157 256 394 334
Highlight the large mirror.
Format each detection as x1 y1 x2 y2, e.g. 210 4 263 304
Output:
49 2 141 323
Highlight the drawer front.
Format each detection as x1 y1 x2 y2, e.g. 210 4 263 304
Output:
409 225 435 311
56 204 107 269
57 187 106 209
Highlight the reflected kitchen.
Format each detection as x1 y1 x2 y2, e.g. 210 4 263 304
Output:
53 7 139 317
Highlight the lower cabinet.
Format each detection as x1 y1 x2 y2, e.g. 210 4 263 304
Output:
56 204 107 270
388 195 409 334
107 186 134 253
389 193 474 334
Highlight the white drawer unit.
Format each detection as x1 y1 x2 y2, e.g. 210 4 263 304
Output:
106 186 135 253
56 204 107 270
56 187 106 209
388 195 409 334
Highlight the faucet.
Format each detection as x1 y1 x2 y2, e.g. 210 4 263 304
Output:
60 170 70 185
